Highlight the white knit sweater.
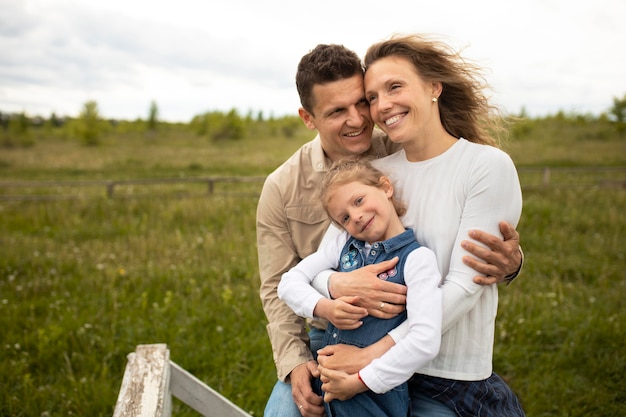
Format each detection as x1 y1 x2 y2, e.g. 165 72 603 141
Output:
376 139 522 380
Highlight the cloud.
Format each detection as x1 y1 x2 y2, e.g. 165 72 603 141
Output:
1 0 625 121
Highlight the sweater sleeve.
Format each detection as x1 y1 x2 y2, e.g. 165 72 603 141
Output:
278 232 348 318
439 148 522 332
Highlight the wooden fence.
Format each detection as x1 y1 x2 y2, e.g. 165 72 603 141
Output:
0 167 624 201
515 166 626 188
113 344 251 417
0 176 266 201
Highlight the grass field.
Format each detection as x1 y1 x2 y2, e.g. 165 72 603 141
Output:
1 118 625 416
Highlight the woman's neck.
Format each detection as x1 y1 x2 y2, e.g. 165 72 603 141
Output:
402 131 458 162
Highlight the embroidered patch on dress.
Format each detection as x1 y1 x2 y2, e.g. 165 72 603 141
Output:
378 267 398 281
341 249 359 270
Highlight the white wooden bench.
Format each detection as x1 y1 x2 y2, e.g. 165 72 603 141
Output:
113 344 252 417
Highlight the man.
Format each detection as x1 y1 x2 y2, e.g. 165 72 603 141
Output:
256 44 522 417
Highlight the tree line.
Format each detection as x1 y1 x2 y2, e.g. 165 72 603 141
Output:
2 94 625 148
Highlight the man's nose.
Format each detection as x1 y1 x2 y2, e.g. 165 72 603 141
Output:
346 105 365 125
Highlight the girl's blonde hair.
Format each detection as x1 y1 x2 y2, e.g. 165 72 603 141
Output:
319 157 406 224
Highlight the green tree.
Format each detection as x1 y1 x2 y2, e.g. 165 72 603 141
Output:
78 100 102 145
49 112 63 128
609 94 626 123
213 109 244 141
10 112 30 136
1 111 34 147
147 100 159 131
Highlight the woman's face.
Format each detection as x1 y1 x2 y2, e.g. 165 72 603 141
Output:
364 56 439 145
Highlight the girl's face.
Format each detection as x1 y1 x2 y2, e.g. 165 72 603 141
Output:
326 179 403 243
364 56 439 145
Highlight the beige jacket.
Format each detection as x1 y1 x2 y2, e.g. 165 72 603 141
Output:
256 130 395 381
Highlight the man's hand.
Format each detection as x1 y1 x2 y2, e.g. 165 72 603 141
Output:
289 361 325 417
462 221 522 285
328 257 407 318
318 365 367 402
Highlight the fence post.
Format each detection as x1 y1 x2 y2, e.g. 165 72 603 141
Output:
107 181 115 199
112 344 172 417
542 167 551 186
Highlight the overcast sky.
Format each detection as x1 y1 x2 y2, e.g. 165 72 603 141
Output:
1 0 625 122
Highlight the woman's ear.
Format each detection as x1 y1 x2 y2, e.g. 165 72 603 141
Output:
431 81 443 99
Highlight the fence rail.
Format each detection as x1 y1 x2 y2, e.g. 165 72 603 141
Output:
113 344 251 417
0 167 624 201
0 176 266 201
516 166 626 188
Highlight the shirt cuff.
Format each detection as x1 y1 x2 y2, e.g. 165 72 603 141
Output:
505 246 524 285
311 269 333 298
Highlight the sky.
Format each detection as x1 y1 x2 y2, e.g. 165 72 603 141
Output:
1 0 625 122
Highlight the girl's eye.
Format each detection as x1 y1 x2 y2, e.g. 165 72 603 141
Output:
341 215 350 224
355 197 363 206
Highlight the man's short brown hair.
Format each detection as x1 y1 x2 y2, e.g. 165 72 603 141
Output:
296 44 363 114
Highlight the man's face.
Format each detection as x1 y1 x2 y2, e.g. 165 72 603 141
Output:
298 74 374 162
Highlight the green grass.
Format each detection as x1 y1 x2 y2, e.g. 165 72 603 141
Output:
1 196 272 416
494 187 625 416
0 117 625 416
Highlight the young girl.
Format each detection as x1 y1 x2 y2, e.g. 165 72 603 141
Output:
278 157 442 417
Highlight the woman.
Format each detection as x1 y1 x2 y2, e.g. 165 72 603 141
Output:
317 34 525 416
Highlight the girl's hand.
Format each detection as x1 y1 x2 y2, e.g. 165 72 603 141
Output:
314 296 367 330
318 364 367 402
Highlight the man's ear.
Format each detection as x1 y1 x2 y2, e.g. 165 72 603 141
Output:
298 108 316 130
